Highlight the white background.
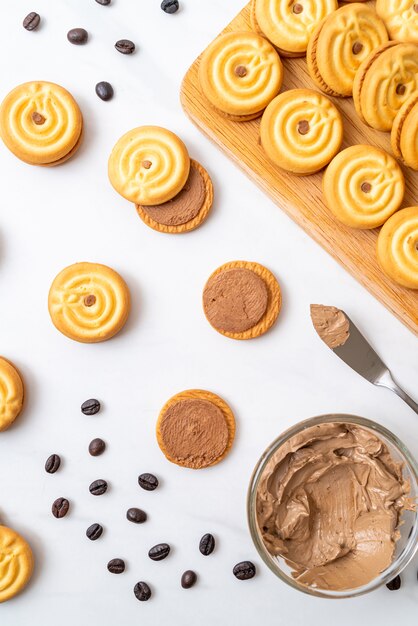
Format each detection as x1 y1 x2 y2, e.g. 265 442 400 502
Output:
0 1 417 624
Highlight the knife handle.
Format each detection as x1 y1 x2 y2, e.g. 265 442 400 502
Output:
375 370 418 416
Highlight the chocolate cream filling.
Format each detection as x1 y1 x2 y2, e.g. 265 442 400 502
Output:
257 422 412 591
310 304 350 349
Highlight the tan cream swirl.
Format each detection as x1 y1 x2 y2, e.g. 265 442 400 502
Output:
256 0 338 54
376 0 418 43
0 358 24 432
48 262 131 343
199 32 283 115
377 206 418 289
108 126 190 205
0 81 82 164
0 526 34 603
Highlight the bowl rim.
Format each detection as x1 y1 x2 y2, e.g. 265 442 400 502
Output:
247 413 418 599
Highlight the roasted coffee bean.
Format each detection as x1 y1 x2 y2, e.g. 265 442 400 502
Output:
181 570 197 589
67 28 88 45
199 533 215 556
126 508 147 524
81 398 100 415
89 438 106 456
95 81 114 101
161 0 179 14
45 454 61 474
23 12 40 31
115 39 135 54
95 0 111 4
148 543 170 561
107 558 125 574
134 581 151 601
89 479 108 495
52 497 70 518
386 575 401 591
233 561 256 580
138 473 159 491
86 523 103 541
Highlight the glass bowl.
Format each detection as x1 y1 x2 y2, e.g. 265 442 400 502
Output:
247 414 418 599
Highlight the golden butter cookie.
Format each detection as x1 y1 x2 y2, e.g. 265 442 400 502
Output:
307 4 388 97
198 31 283 120
202 261 281 340
260 88 343 175
377 206 418 288
391 92 418 169
0 358 24 432
136 160 213 234
0 81 82 165
376 0 418 44
0 526 34 603
323 145 405 229
254 0 338 58
48 262 131 343
108 126 190 205
156 389 235 469
353 42 418 131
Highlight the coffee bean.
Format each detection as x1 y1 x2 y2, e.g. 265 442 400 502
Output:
148 543 170 561
86 523 103 541
386 575 401 591
115 39 135 54
126 508 147 524
45 454 61 474
81 398 100 415
161 0 179 14
95 81 114 101
67 28 88 45
52 497 70 518
138 473 159 491
23 12 40 31
233 561 256 580
181 570 197 589
89 438 106 456
95 0 111 4
107 558 125 574
134 581 151 601
89 479 108 495
199 533 215 556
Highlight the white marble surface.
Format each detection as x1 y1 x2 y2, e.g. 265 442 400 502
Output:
0 0 417 623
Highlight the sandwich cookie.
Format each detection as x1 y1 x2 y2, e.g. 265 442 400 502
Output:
323 145 405 229
353 42 418 131
253 0 338 57
391 93 418 169
0 358 24 432
260 88 343 175
377 206 418 289
0 526 34 603
0 81 83 166
376 0 418 44
48 262 131 343
198 31 283 121
202 261 281 340
108 126 190 205
156 390 235 469
136 159 213 234
307 4 388 97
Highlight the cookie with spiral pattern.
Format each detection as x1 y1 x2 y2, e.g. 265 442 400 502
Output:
391 92 418 170
377 206 418 289
0 357 24 432
0 526 34 603
376 0 418 44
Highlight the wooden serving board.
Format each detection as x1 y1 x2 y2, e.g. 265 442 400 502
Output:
180 1 418 336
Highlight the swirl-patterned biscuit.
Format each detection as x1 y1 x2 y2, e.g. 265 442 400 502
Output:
0 358 24 432
254 0 338 57
0 526 34 603
377 206 418 288
48 262 131 343
323 145 405 229
198 31 283 120
307 4 388 97
260 89 343 175
391 93 418 169
0 81 82 165
353 42 418 131
108 126 190 205
376 0 418 44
